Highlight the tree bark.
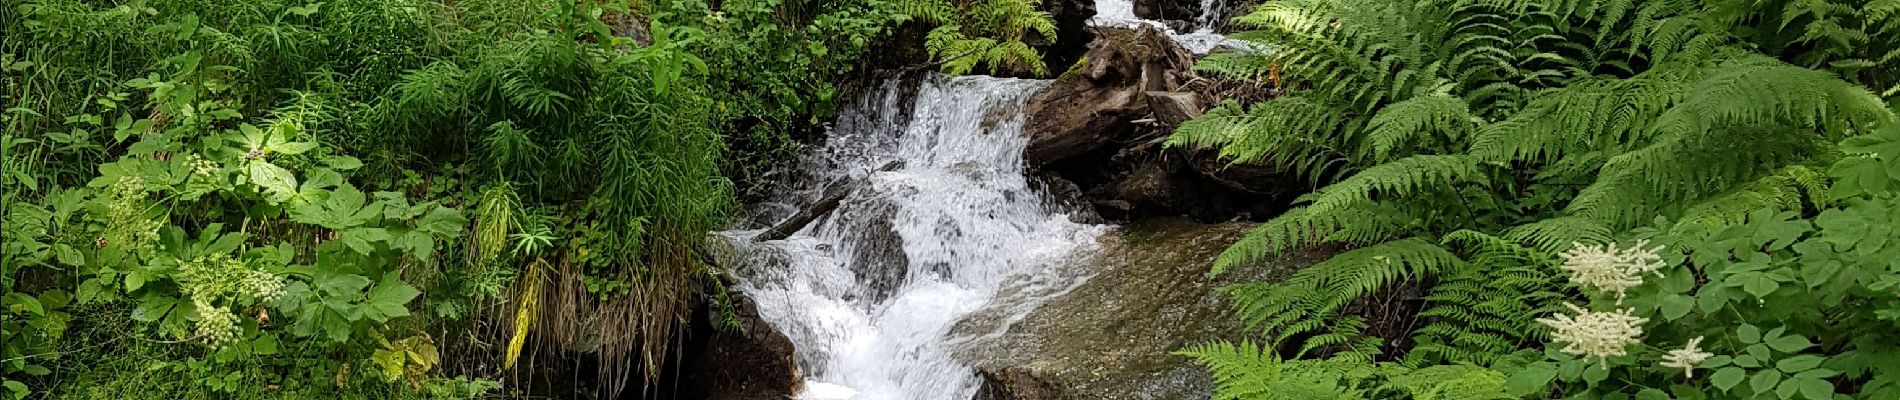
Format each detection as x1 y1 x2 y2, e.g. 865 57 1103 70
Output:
751 161 904 242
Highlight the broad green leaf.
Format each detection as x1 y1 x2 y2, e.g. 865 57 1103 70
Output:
1636 388 1669 400
131 294 179 322
1796 377 1833 400
1505 362 1557 395
1712 367 1746 391
1777 378 1800 399
1660 293 1694 320
1747 344 1772 364
1767 335 1813 353
1736 272 1781 298
247 161 297 201
4 293 43 315
1698 287 1730 313
253 333 279 355
1775 355 1824 373
395 231 438 261
371 348 406 381
325 155 362 170
1751 369 1782 394
54 244 83 266
413 207 468 237
363 275 419 323
314 274 371 297
75 279 103 304
338 228 391 255
1582 363 1609 384
1738 324 1762 344
36 290 69 310
270 141 317 155
3 380 27 400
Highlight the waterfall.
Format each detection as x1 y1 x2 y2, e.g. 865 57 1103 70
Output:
723 75 1107 400
1089 0 1246 54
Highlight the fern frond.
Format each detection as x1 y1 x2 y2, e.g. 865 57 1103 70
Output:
1405 229 1567 366
1214 201 1417 274
1362 93 1478 160
1502 216 1612 254
1178 341 1380 400
1381 364 1512 400
1669 165 1828 239
1227 238 1461 352
1296 155 1484 215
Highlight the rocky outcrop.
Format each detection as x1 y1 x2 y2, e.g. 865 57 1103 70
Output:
953 219 1334 400
681 288 803 400
817 195 910 303
1024 26 1196 166
686 238 805 400
1135 0 1204 24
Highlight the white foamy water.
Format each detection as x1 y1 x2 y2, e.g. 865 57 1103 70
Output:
723 75 1107 400
1089 0 1248 54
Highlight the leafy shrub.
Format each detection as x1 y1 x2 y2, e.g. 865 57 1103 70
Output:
1180 0 1900 398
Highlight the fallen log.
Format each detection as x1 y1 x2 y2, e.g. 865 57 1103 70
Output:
752 161 904 242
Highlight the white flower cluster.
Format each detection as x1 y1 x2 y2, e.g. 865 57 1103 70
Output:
102 177 161 255
179 254 287 347
241 269 287 303
1537 303 1647 364
1559 240 1666 303
1660 336 1714 377
184 153 220 177
193 297 242 346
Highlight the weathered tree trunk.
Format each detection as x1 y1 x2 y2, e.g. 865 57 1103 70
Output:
752 161 904 242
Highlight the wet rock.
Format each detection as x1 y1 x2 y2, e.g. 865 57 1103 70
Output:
1033 172 1108 224
1135 0 1204 23
1024 26 1195 167
953 219 1334 400
1099 157 1178 211
816 195 910 304
682 288 803 400
1185 147 1302 197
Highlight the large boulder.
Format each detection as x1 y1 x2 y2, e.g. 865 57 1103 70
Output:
680 288 803 400
1024 26 1197 167
1135 0 1203 24
814 194 910 304
953 219 1334 400
685 237 805 400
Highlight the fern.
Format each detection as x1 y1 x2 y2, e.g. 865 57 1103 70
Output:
1406 230 1569 366
1295 155 1485 215
1668 165 1830 239
1225 238 1461 356
1179 341 1380 400
1185 0 1900 369
1180 341 1511 400
1362 93 1479 160
908 0 1057 75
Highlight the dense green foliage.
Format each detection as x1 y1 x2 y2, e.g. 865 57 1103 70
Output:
0 0 1063 398
1178 0 1900 397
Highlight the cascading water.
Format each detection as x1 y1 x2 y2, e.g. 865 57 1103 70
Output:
722 75 1107 400
1089 0 1246 54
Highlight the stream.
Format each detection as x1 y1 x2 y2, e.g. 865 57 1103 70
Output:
722 75 1106 400
717 4 1239 399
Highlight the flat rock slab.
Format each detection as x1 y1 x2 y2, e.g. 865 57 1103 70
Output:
951 219 1331 400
